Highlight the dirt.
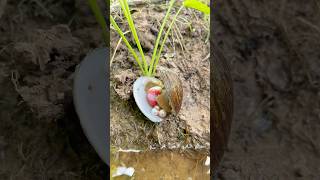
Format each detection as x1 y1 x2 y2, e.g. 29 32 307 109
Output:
109 3 211 178
110 3 210 153
0 0 319 179
213 0 320 179
0 0 107 179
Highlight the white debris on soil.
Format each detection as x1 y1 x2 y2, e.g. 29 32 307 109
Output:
112 166 135 177
118 148 141 153
205 156 210 175
205 156 210 166
194 144 206 149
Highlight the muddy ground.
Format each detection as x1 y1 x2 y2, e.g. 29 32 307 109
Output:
214 0 320 179
0 0 107 179
109 3 210 178
110 3 210 151
0 0 319 180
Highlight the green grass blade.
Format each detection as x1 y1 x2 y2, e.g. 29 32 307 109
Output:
110 16 146 75
87 0 109 47
147 0 176 76
183 0 210 14
152 6 183 75
120 0 148 73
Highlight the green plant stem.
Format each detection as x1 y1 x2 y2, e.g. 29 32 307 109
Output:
152 6 183 75
87 0 109 47
110 16 146 75
147 0 176 76
120 0 148 74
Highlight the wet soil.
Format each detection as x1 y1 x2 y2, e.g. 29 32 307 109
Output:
213 0 320 179
0 0 107 179
110 4 210 178
112 150 209 179
0 0 319 179
110 4 210 179
110 3 210 152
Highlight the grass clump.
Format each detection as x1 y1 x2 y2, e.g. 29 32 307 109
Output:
110 0 210 77
87 0 209 76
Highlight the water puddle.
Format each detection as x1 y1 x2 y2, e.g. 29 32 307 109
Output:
111 150 210 179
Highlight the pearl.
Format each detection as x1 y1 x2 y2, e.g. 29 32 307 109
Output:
158 109 167 118
154 106 160 110
151 108 159 116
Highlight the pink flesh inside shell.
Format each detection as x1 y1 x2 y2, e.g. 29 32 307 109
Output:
147 86 161 107
147 93 157 107
133 77 163 123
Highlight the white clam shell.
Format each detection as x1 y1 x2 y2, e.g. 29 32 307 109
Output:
133 76 163 123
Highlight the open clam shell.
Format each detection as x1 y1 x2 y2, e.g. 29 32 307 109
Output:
133 76 163 123
133 68 183 123
73 48 108 164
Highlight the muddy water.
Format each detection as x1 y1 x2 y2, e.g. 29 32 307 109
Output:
111 150 210 179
